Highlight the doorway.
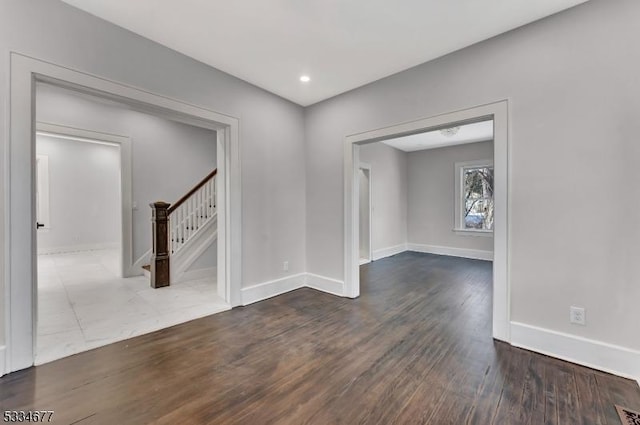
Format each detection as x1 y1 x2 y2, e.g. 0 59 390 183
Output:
35 129 125 363
5 53 242 374
33 85 230 365
35 124 128 275
358 164 372 265
344 101 509 342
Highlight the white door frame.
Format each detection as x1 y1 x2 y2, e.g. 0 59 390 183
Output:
4 52 242 374
358 163 372 264
344 100 510 342
35 122 133 278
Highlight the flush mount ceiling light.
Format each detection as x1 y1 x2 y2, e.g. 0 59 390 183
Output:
440 126 460 137
299 75 311 83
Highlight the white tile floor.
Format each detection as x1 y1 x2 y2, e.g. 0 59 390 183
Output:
36 249 229 365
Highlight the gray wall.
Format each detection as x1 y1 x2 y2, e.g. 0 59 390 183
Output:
0 0 307 346
36 135 121 254
359 143 408 254
305 0 640 351
407 141 494 253
36 84 217 263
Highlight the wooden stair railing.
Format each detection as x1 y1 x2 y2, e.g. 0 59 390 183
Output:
149 169 217 288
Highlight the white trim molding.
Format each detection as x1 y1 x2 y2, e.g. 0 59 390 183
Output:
170 214 217 283
305 273 345 296
241 273 347 306
131 249 152 276
344 100 510 342
35 154 50 230
241 273 307 306
407 243 493 261
35 122 134 277
4 52 242 374
452 229 493 237
454 158 494 234
358 162 373 264
0 346 6 377
511 322 640 382
372 243 408 261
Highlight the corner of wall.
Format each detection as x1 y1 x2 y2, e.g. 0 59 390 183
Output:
305 273 344 296
372 244 408 261
240 272 347 306
241 273 307 306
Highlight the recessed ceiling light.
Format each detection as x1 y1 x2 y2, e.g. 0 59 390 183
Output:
300 75 311 83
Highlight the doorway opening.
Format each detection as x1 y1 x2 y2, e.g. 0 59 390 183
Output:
36 122 130 277
344 101 509 342
33 83 228 365
5 53 242 374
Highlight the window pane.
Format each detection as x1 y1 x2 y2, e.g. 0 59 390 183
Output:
463 167 494 230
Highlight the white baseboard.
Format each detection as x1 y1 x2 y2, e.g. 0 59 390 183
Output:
511 322 640 382
241 272 346 305
241 273 306 306
372 244 408 261
306 273 345 296
370 243 493 262
171 217 217 282
131 249 152 275
407 243 493 261
38 242 119 255
177 267 217 283
0 345 6 377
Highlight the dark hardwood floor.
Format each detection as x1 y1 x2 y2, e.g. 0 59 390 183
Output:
1 252 639 424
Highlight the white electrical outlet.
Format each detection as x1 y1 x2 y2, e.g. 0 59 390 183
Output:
283 261 289 272
570 306 586 325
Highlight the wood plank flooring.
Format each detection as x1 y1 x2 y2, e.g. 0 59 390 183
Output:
1 252 639 424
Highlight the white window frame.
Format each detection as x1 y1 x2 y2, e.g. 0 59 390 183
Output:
454 159 494 237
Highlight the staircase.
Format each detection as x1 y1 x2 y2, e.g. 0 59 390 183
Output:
145 169 217 288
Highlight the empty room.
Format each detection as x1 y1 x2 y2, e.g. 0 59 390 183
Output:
1 0 639 424
32 82 227 365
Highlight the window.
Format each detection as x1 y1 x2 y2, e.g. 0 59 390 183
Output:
454 160 493 234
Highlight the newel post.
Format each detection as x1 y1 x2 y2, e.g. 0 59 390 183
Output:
150 201 171 288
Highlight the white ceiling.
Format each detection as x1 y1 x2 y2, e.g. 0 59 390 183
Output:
382 120 493 152
60 0 588 106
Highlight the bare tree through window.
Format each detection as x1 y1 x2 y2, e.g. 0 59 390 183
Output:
463 166 494 230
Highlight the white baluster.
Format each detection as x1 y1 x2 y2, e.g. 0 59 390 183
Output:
198 187 204 226
169 218 174 254
190 196 196 234
186 198 192 240
179 206 185 245
165 171 218 255
206 180 211 217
